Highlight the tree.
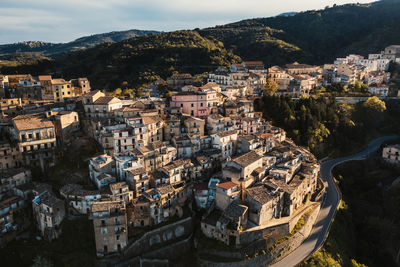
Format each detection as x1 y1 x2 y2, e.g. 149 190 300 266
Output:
363 96 386 112
339 103 354 117
328 83 347 93
264 78 278 96
113 88 122 96
350 259 367 267
353 80 368 92
313 123 331 143
122 88 133 96
135 87 143 98
165 90 173 98
31 256 53 267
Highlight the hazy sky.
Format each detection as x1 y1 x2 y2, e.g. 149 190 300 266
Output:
1 0 373 44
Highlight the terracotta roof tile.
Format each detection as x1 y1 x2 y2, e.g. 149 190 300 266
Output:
217 181 237 190
93 96 119 105
13 116 54 131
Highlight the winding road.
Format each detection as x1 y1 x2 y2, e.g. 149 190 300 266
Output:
271 136 399 267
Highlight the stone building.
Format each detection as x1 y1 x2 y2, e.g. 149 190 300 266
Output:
215 181 240 210
89 154 116 189
82 90 122 118
222 150 264 188
109 182 134 205
285 62 320 75
131 142 177 173
184 116 205 136
91 201 128 256
211 130 238 161
47 110 80 145
0 168 31 199
166 73 193 89
0 142 23 169
142 115 163 143
60 184 102 215
32 186 65 240
245 183 284 225
0 98 23 116
11 115 57 170
201 202 248 246
170 90 218 118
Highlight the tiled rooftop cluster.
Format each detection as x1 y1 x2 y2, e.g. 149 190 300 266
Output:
0 44 398 255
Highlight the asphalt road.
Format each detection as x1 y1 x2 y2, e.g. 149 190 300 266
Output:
271 136 398 267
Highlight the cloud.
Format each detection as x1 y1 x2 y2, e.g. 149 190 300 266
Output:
0 0 373 44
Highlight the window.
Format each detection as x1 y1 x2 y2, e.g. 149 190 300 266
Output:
101 228 107 234
116 235 120 241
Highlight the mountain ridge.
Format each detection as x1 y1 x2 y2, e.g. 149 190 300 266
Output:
0 29 161 56
1 0 400 90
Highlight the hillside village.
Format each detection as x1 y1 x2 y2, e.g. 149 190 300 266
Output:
0 44 399 264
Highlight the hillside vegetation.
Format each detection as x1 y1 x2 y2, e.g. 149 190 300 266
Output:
0 29 159 56
2 0 400 89
255 96 400 157
1 31 239 89
303 159 400 267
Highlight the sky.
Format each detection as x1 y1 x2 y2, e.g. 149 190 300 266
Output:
0 0 373 44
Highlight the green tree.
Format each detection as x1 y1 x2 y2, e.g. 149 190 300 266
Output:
264 78 278 96
363 96 386 112
313 123 331 143
353 80 368 92
165 90 173 98
350 259 367 267
135 87 143 98
113 88 122 96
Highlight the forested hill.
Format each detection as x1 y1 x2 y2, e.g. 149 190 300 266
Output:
1 31 239 89
2 0 400 89
0 29 160 56
199 0 400 65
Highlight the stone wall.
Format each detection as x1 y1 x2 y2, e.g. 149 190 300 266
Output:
200 203 321 266
238 221 290 249
237 202 318 249
122 217 193 259
143 234 193 259
112 236 192 267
